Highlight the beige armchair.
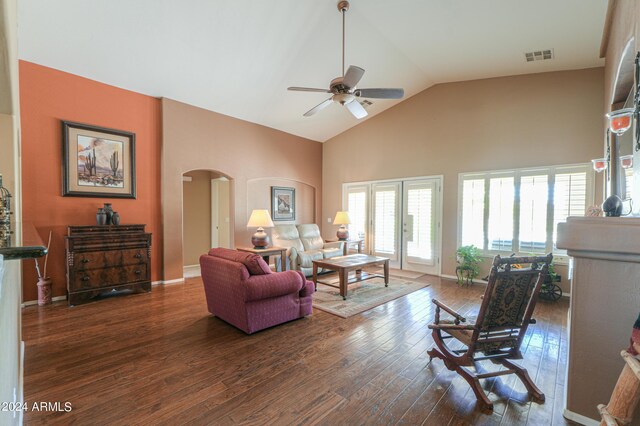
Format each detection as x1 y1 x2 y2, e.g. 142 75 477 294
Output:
271 224 344 276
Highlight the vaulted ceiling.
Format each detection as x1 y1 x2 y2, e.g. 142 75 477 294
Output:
17 0 607 142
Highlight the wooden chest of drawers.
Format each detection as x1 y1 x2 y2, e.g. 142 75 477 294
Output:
65 225 152 305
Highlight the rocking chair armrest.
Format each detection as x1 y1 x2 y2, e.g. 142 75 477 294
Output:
428 323 476 330
432 299 466 324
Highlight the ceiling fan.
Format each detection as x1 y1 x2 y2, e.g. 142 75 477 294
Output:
287 0 404 119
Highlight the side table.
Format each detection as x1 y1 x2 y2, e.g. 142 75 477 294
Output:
325 239 364 256
237 246 287 271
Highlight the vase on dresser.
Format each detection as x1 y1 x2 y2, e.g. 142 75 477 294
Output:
103 203 114 225
96 208 107 225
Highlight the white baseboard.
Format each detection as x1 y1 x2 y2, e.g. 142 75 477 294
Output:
152 278 185 286
21 295 67 308
440 274 489 285
563 409 599 426
183 264 201 278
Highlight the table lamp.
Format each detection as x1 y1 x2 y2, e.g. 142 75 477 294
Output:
247 209 274 248
333 211 351 241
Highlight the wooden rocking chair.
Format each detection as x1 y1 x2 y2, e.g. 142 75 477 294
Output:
427 253 552 411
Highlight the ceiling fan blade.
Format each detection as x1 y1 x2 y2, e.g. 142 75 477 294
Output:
355 88 404 99
288 86 331 93
345 100 368 119
303 98 334 117
343 65 365 89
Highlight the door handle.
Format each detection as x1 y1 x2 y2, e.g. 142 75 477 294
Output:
82 276 90 281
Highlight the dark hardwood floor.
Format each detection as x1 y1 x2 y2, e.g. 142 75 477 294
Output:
22 273 574 425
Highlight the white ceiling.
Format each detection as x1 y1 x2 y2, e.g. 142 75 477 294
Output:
17 0 607 142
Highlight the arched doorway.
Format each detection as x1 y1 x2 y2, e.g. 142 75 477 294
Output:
182 169 232 277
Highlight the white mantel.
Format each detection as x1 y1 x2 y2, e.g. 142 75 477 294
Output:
557 216 640 426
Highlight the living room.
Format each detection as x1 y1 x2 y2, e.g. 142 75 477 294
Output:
2 1 640 425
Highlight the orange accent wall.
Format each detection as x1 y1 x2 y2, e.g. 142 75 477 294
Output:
19 61 162 302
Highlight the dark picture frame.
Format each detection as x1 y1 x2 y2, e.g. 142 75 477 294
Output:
271 186 295 221
62 120 136 199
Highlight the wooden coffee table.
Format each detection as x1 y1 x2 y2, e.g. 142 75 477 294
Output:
312 254 389 300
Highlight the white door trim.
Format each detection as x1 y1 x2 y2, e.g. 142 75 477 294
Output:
211 179 220 248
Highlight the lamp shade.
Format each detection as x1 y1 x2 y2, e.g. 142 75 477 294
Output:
333 211 351 225
247 209 274 228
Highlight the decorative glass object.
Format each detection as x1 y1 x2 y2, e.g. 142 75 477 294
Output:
592 158 608 173
606 108 635 135
620 154 634 169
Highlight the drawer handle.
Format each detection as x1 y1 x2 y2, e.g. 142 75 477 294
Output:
81 259 90 264
134 253 142 259
135 270 142 275
82 276 90 281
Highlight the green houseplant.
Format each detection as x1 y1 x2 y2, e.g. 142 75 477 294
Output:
456 245 482 286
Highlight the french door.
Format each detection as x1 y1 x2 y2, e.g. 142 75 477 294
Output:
372 182 402 267
402 179 439 274
343 176 442 275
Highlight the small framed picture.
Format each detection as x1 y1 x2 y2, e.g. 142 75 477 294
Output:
271 186 295 221
62 120 136 198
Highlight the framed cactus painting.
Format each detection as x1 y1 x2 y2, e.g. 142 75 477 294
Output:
62 121 136 198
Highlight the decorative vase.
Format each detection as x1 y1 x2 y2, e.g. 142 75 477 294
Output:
112 212 120 225
103 203 114 225
37 277 52 306
96 208 107 225
336 226 349 241
251 228 269 249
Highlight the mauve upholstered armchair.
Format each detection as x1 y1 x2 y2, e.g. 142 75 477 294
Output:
199 248 315 334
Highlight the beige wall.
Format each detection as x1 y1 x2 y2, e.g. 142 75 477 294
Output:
162 98 322 281
247 178 316 226
182 171 213 266
603 0 639 109
322 68 605 293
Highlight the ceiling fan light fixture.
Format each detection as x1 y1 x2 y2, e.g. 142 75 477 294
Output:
333 93 356 105
287 0 404 119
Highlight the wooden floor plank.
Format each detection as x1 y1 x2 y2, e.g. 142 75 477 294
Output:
22 275 574 425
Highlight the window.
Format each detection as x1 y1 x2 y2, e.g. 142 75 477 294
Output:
374 187 397 254
459 164 593 258
406 184 433 259
488 176 514 251
624 167 634 201
519 175 548 253
460 179 484 248
347 188 367 242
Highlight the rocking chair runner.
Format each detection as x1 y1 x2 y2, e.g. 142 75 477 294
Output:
428 253 552 411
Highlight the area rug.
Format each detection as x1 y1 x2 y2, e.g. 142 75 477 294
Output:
369 268 426 280
312 276 430 318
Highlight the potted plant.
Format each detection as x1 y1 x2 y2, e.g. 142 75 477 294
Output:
456 245 482 286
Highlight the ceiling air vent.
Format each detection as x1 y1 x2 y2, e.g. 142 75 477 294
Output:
524 49 554 62
359 99 373 109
